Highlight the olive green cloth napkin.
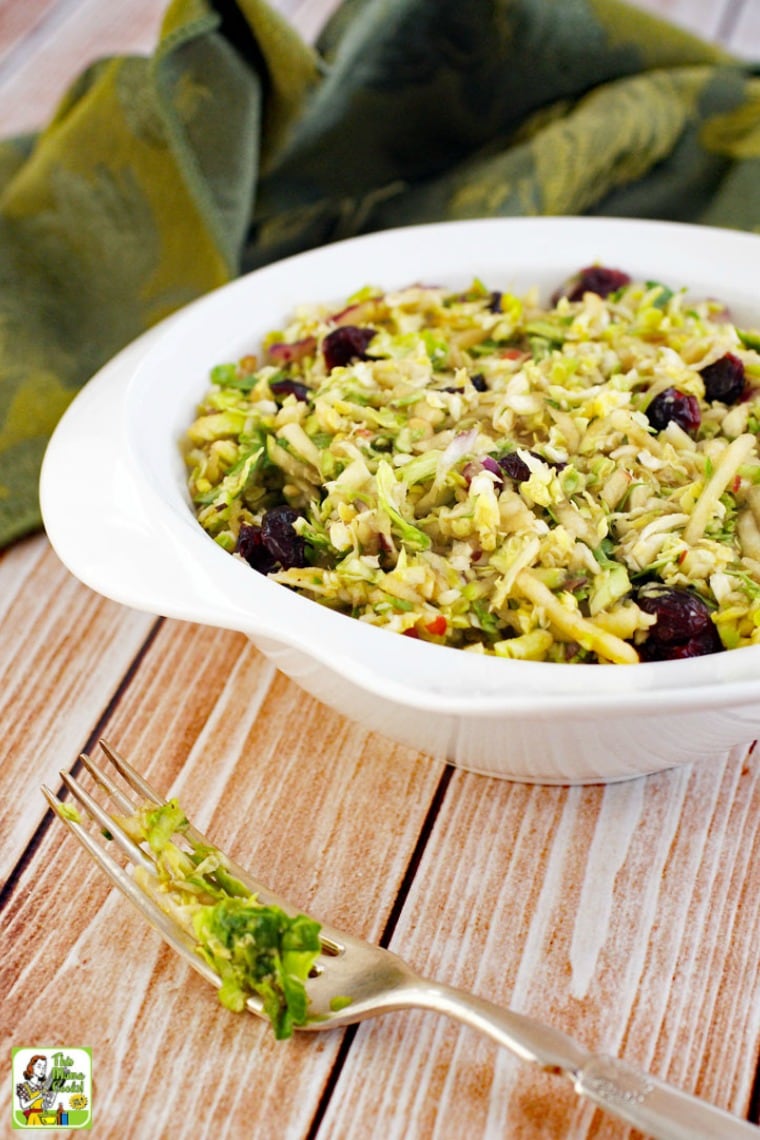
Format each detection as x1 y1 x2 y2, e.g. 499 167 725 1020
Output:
2 0 759 546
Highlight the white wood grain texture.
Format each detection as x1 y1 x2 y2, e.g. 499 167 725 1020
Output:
317 748 760 1138
0 536 155 887
0 0 344 136
286 0 342 42
79 618 445 933
727 1 760 57
0 0 61 67
0 618 445 1138
0 0 167 135
0 0 751 137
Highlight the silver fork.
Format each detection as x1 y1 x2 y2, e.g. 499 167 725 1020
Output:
43 741 758 1140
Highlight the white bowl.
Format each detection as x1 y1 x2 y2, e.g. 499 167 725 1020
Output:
41 217 760 783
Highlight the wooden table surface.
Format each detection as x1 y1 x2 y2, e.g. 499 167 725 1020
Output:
1 1 759 1137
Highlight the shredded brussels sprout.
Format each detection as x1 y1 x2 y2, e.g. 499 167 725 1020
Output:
119 800 321 1039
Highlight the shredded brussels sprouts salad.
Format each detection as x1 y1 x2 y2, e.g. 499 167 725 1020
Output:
184 265 760 665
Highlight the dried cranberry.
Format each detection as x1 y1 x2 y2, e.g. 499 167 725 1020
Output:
498 452 532 482
322 325 376 370
235 523 277 574
646 388 701 434
554 266 631 304
637 585 711 642
270 377 309 402
490 450 565 485
636 585 723 660
638 625 723 661
699 353 746 405
260 505 307 569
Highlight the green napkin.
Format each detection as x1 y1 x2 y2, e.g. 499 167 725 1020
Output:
1 0 759 547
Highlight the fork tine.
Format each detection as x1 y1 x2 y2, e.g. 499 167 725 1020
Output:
60 768 153 873
93 739 325 924
94 737 264 877
78 748 136 817
89 740 345 953
97 738 163 807
41 785 221 992
94 738 278 892
97 739 234 856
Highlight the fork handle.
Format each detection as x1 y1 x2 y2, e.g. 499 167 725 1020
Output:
574 1054 759 1140
413 982 757 1139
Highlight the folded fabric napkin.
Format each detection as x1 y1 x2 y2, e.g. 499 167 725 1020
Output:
1 0 759 547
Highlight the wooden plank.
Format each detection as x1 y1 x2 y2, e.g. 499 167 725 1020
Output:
0 617 445 1137
0 535 155 887
0 0 166 135
0 0 341 137
726 1 760 57
288 0 343 42
0 0 748 139
90 618 446 932
318 747 760 1137
0 0 61 66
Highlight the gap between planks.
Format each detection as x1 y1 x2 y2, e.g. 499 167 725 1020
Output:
0 615 164 913
305 763 456 1139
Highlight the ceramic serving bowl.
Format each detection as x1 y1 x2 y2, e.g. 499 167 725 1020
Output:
41 217 760 784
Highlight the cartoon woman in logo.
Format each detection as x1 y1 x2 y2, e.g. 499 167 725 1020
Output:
15 1055 56 1126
